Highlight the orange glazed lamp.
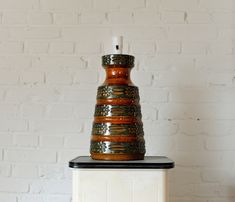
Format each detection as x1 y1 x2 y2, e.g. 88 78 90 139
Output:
90 37 146 160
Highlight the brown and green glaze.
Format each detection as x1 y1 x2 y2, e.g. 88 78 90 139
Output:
90 54 146 161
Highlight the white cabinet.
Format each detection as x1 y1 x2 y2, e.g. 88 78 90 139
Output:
69 156 174 202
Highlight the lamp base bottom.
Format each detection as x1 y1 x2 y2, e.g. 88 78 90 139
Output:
90 153 145 161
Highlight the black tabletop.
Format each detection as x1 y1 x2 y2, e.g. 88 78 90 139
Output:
69 156 174 169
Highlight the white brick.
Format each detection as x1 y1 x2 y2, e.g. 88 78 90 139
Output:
83 121 92 135
39 164 65 179
31 120 82 132
18 195 45 202
0 163 11 177
145 135 174 154
20 71 44 84
98 69 106 83
64 135 89 149
175 134 204 151
196 56 235 72
0 194 17 202
157 41 181 54
162 11 185 24
206 136 235 150
201 169 230 182
12 164 38 178
25 41 49 54
80 10 105 24
4 149 57 163
0 42 24 54
170 151 223 167
39 136 64 148
94 0 119 9
47 195 71 202
54 12 78 25
140 88 168 102
159 103 235 120
30 179 71 194
49 42 74 54
8 56 32 69
46 104 73 119
73 103 94 118
186 12 212 24
0 179 29 193
75 40 101 54
57 150 87 163
95 0 145 9
143 55 194 71
118 0 145 8
29 12 53 25
108 11 133 24
0 88 5 100
0 134 13 146
131 41 155 55
74 70 98 84
199 0 235 11
63 88 96 102
147 0 162 8
208 41 233 55
219 28 235 40
141 104 158 120
182 42 208 54
0 57 10 68
32 56 86 70
0 0 39 9
10 27 60 39
132 70 153 86
144 121 178 136
38 132 65 137
208 199 235 202
212 12 235 24
162 0 199 10
0 13 5 23
3 12 27 24
113 26 166 40
178 120 235 136
133 11 161 24
154 70 206 87
169 183 194 197
18 195 71 202
41 0 92 10
46 71 72 84
0 120 28 131
0 104 18 119
208 73 233 86
0 70 19 84
0 28 9 40
168 25 217 41
13 135 38 147
64 166 72 180
193 184 219 197
170 88 235 103
21 104 45 119
170 167 201 183
219 185 235 197
5 87 62 103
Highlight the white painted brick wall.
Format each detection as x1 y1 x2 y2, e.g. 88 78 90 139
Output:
0 0 234 202
29 12 53 25
162 11 185 24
